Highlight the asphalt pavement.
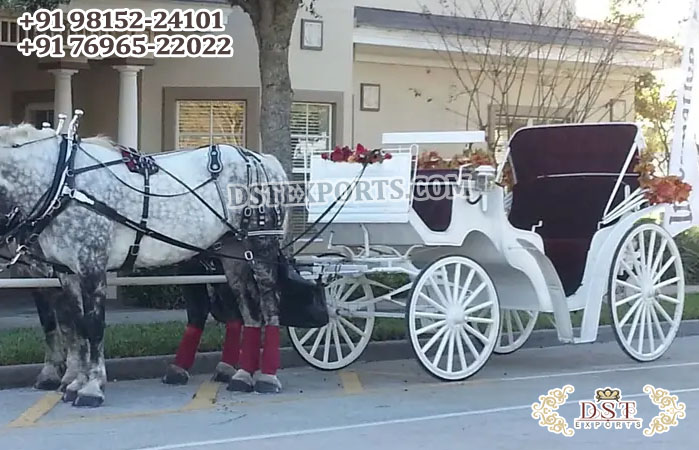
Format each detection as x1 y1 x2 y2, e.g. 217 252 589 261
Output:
0 334 697 450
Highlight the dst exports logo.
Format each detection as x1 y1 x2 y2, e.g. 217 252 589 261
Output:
574 388 642 430
531 385 686 437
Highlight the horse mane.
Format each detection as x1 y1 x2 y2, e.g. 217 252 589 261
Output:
0 123 119 152
83 135 119 151
0 123 55 147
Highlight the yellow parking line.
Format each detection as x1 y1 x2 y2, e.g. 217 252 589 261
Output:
7 392 62 428
339 371 364 394
181 381 220 411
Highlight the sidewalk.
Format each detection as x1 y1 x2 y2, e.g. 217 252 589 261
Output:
0 289 186 331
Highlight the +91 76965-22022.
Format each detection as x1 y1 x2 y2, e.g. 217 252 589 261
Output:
16 7 233 59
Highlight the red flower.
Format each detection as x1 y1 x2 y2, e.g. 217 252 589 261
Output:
322 143 392 164
330 146 344 162
341 146 353 160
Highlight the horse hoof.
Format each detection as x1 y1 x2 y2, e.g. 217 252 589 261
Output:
227 369 253 392
62 389 78 403
212 362 236 383
253 373 282 394
34 378 61 391
73 394 104 408
162 364 189 385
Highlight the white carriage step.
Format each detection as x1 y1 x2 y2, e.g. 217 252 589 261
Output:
381 131 486 145
517 239 574 343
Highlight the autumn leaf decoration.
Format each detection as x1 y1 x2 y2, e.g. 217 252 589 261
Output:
634 150 692 205
416 149 514 190
321 144 392 165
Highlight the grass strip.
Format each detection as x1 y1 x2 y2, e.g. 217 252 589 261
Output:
1 294 697 366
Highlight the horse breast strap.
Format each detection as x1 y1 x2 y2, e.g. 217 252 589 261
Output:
117 145 156 272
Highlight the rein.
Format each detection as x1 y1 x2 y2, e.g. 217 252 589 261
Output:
1 135 369 273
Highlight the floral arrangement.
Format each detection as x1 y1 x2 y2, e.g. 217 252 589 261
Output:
321 144 392 164
416 149 514 190
634 151 692 205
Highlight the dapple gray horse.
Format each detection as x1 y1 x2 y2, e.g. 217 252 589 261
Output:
8 256 245 392
0 124 289 407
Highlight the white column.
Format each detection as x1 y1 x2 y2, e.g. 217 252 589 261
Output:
49 69 77 132
113 65 144 148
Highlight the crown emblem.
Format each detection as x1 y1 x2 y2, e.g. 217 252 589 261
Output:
595 388 621 402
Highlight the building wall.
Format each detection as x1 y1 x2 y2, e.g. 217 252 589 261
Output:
353 56 635 154
140 0 354 152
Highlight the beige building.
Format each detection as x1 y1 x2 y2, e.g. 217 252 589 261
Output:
0 0 671 168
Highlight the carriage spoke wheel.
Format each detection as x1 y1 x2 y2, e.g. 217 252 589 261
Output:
494 309 538 354
407 255 499 381
609 223 684 362
289 276 375 370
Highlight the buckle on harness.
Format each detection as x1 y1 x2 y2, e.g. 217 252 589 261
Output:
243 207 252 217
244 250 254 261
129 244 140 256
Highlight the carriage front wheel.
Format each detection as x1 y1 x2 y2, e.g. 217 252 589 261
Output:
288 276 376 371
609 222 685 362
406 255 500 381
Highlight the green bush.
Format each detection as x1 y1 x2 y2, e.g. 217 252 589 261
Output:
676 229 699 284
120 265 186 310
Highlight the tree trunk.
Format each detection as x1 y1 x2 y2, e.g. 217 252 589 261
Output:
257 39 293 175
248 0 301 177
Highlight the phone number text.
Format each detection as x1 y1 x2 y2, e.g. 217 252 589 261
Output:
18 8 226 33
17 34 235 58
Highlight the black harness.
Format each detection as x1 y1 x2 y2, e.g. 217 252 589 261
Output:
1 137 284 273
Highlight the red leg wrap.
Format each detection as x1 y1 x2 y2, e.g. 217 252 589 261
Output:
261 326 281 375
221 320 242 366
239 326 261 374
174 325 203 370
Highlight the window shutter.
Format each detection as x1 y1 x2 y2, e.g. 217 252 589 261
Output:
177 100 246 148
289 102 333 238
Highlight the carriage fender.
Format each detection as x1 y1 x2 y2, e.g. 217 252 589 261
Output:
577 206 664 343
458 227 549 313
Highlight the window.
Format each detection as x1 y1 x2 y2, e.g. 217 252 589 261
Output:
176 100 245 149
608 99 627 122
291 102 333 173
290 102 333 237
24 102 54 129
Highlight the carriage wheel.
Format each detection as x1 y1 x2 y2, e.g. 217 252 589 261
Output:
289 276 375 371
609 222 684 362
406 255 499 381
494 309 538 354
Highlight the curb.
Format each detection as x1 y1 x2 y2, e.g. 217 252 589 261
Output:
2 320 699 389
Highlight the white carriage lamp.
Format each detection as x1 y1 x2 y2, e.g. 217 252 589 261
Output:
474 165 496 192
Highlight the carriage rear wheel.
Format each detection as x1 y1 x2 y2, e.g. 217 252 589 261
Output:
494 309 538 354
608 222 684 362
288 276 375 371
406 255 499 381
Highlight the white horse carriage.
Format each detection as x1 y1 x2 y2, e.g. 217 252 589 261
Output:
289 122 685 381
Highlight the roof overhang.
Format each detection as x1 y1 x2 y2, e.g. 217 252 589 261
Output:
354 7 679 71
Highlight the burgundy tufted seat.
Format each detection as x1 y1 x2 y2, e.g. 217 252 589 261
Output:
506 124 641 296
508 176 637 295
